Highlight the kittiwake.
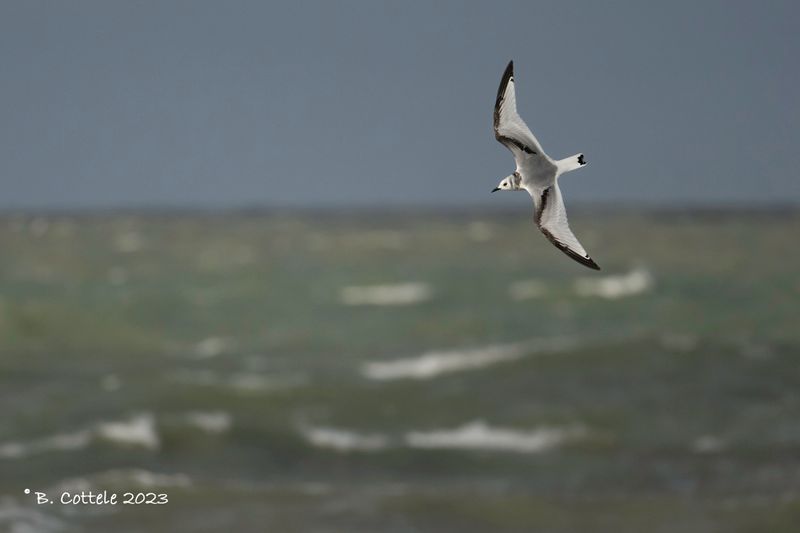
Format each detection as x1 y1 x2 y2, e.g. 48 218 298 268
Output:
491 60 600 270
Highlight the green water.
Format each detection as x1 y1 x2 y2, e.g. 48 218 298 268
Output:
1 209 799 532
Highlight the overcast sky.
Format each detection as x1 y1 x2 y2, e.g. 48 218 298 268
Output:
1 1 798 209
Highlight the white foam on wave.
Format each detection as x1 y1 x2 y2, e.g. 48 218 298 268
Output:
106 468 193 488
300 420 587 454
95 413 160 450
574 268 653 299
0 430 92 459
508 279 547 300
0 498 65 533
361 338 573 381
362 343 525 381
192 336 234 359
52 468 192 495
406 420 585 453
340 282 431 306
0 413 160 460
303 426 389 452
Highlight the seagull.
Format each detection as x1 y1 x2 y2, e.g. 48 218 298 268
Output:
491 60 600 270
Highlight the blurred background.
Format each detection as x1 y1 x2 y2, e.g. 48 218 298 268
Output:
1 1 799 532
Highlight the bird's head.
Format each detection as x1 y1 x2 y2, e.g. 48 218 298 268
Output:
492 174 516 193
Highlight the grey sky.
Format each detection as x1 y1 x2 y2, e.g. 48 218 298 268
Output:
1 1 798 209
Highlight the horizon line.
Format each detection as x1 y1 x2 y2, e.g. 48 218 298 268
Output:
0 200 798 218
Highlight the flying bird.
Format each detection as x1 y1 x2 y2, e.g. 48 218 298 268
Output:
492 60 600 270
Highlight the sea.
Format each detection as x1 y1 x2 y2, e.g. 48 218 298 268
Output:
1 208 798 532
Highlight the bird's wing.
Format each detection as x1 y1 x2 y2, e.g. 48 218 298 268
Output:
531 183 600 270
494 61 551 166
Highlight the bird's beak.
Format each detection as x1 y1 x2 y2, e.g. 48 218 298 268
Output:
491 187 501 193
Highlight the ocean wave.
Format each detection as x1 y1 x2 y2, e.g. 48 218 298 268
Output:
0 430 92 460
361 338 573 381
0 413 160 460
95 413 160 450
52 468 192 495
0 499 64 533
302 426 389 452
573 268 653 299
300 420 586 454
406 420 585 453
339 282 431 306
97 468 192 488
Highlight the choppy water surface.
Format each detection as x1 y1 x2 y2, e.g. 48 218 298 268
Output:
1 210 799 532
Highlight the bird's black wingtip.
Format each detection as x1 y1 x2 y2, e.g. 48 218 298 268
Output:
496 60 515 103
572 251 601 271
541 228 601 271
503 60 514 82
586 258 601 271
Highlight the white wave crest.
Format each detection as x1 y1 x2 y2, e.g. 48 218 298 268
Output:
574 268 652 299
361 338 573 381
53 468 192 494
406 421 585 453
95 413 160 450
106 468 192 488
0 414 161 460
340 282 431 306
0 430 92 459
303 427 389 452
0 499 65 533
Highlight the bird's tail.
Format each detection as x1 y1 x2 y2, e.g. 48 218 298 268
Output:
556 153 587 174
